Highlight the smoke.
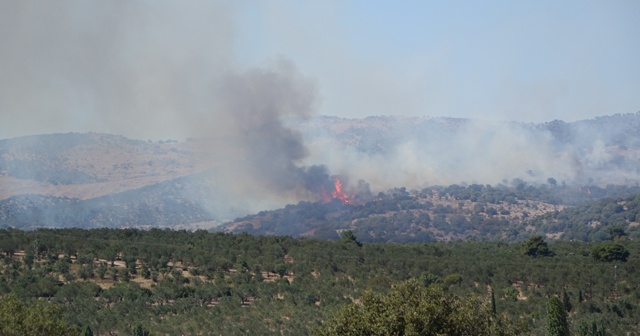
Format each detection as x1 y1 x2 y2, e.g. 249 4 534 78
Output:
202 60 341 207
301 116 638 192
0 1 343 217
1 2 639 223
0 1 234 140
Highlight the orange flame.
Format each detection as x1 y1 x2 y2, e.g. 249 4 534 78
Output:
322 176 354 205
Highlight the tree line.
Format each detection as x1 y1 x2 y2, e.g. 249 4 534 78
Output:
0 228 638 334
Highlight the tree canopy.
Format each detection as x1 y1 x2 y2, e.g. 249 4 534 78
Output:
523 235 554 257
546 297 570 336
0 294 75 335
591 242 630 262
316 278 528 336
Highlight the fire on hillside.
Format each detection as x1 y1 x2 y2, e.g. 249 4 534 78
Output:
321 176 355 205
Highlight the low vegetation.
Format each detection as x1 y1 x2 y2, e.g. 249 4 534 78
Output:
0 228 638 334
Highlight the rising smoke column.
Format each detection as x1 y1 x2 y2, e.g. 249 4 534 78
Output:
0 2 349 218
204 60 342 206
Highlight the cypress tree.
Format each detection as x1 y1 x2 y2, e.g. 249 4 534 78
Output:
133 324 150 336
82 326 94 336
491 287 497 315
546 297 570 336
578 289 584 303
562 290 572 313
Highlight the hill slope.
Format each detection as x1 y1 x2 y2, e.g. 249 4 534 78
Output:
2 112 640 231
516 192 640 241
224 184 640 242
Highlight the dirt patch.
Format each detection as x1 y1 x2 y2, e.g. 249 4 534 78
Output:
545 232 564 240
131 277 156 289
512 281 528 301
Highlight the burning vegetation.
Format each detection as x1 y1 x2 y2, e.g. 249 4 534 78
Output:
322 176 355 205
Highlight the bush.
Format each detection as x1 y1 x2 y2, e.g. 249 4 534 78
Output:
591 242 630 262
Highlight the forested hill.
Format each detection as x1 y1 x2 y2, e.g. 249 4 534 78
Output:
223 183 640 242
513 192 640 242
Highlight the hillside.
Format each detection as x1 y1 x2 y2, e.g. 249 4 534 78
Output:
0 133 214 199
0 133 226 229
516 192 640 241
0 173 219 230
224 183 640 242
2 112 640 231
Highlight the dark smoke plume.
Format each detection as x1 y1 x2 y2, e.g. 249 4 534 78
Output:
0 1 350 218
206 60 336 203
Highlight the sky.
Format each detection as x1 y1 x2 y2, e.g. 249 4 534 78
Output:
1 0 639 140
237 1 640 122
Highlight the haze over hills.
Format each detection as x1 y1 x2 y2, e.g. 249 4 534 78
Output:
1 112 640 236
300 112 640 189
2 3 639 334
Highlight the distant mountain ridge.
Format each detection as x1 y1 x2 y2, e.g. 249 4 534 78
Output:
299 112 640 187
0 132 200 187
301 112 640 147
1 112 640 232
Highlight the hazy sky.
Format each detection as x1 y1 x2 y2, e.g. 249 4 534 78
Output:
238 1 640 122
1 0 639 139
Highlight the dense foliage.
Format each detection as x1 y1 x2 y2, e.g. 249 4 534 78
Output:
0 294 75 335
317 278 528 336
591 242 630 262
0 228 639 334
523 235 554 257
516 192 640 242
227 186 640 243
546 296 570 336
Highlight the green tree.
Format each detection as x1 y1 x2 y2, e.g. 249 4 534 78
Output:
419 272 442 287
607 226 627 241
562 290 572 313
546 297 569 336
54 258 71 275
0 294 75 335
96 262 108 279
23 252 35 269
122 268 131 282
591 242 629 262
443 273 463 288
77 265 93 281
577 320 606 336
523 235 553 257
490 288 497 315
340 230 362 247
133 324 150 336
82 325 94 336
578 290 583 303
316 278 528 336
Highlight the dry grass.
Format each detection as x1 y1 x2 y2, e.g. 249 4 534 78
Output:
0 137 222 201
